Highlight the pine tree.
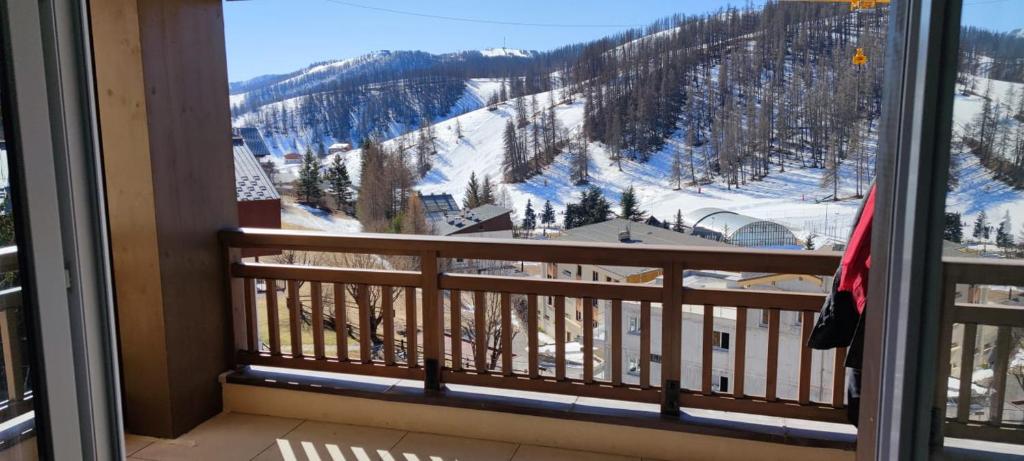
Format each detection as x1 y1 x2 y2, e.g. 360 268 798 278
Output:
566 186 611 229
297 148 323 205
670 143 683 190
540 200 555 235
463 171 482 209
326 154 353 211
996 210 1014 253
522 200 536 237
972 210 991 245
502 120 526 182
455 118 464 140
481 174 496 205
672 209 684 232
619 185 646 221
944 212 964 243
804 234 816 250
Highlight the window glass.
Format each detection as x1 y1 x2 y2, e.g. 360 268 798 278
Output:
940 0 1024 434
0 60 39 460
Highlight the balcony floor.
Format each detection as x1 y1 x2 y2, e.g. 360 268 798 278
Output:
125 412 658 461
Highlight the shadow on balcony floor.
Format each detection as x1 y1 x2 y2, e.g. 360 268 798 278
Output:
125 412 656 461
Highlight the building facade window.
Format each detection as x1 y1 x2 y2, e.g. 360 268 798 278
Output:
712 375 729 393
712 331 730 350
628 314 640 334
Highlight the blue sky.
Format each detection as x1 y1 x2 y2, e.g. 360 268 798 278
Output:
224 0 1021 82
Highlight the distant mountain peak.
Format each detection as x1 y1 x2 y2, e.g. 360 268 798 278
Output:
1012 28 1024 39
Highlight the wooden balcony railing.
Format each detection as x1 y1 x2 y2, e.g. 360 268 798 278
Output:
222 228 848 424
221 228 1023 446
934 257 1024 445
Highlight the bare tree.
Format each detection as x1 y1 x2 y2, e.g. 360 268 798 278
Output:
462 291 521 371
302 253 416 360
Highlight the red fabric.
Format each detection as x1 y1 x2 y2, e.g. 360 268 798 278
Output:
839 185 876 314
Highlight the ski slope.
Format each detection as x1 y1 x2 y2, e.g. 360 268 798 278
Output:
311 70 1022 246
946 75 1024 231
337 87 870 245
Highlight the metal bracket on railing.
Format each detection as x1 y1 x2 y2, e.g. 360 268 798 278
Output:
661 379 680 416
424 358 443 392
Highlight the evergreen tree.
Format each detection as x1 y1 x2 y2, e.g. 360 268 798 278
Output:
481 174 496 205
672 209 684 232
972 210 991 242
522 200 536 237
996 210 1014 253
463 172 482 209
944 212 964 243
804 234 816 250
564 186 611 229
619 185 646 221
326 154 353 211
455 118 464 139
297 148 323 205
540 200 555 235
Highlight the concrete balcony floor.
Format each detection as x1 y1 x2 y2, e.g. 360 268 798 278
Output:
124 412 657 461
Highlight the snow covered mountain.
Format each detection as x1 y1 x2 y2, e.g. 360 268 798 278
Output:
253 4 1024 247
230 46 555 151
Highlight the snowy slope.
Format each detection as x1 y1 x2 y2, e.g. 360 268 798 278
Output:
946 74 1024 232
332 88 868 245
245 78 505 162
332 71 1024 246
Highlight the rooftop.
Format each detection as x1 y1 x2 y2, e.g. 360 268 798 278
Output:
434 203 511 236
233 144 280 202
233 126 272 157
556 219 729 277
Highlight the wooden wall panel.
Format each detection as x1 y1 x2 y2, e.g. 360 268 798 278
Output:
91 0 237 438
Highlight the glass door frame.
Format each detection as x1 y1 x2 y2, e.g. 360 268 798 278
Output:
861 0 965 459
0 0 122 458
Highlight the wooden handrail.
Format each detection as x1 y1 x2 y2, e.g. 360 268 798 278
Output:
221 227 1024 436
220 228 843 274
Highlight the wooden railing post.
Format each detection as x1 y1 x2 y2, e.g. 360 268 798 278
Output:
0 307 25 404
661 262 683 416
225 246 247 366
930 267 956 450
421 251 444 391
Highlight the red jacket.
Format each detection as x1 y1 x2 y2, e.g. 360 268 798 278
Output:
838 185 875 314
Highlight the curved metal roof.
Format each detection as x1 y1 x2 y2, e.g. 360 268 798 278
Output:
682 207 760 235
682 207 796 246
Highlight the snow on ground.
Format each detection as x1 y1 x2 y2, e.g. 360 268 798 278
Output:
301 71 1021 248
479 48 534 58
411 87 866 244
281 201 362 234
947 74 1024 236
